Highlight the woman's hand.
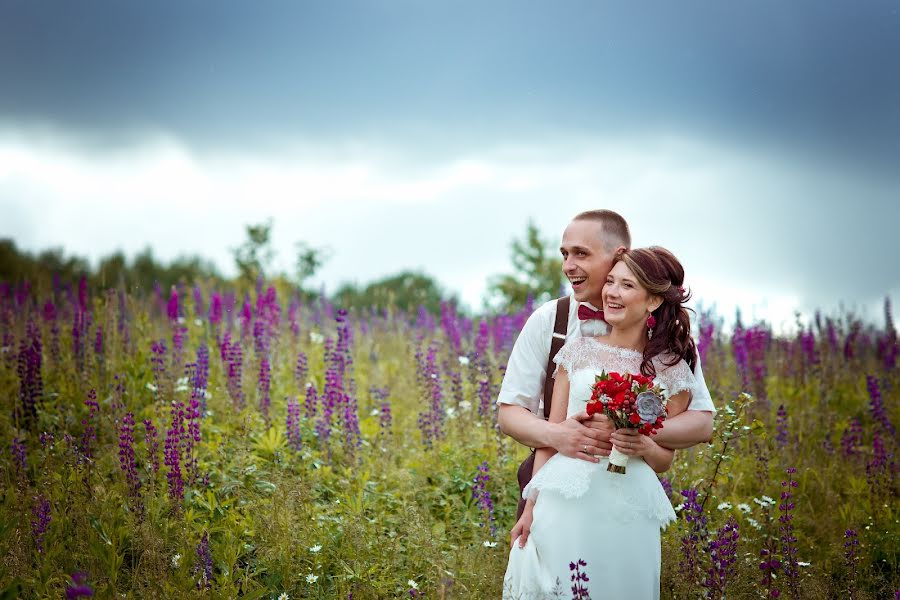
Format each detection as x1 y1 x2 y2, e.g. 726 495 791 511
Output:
610 428 655 457
611 428 675 473
510 499 535 549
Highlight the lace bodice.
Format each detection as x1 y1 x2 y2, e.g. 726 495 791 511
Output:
553 337 697 418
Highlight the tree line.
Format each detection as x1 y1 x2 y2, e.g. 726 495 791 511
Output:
0 220 564 315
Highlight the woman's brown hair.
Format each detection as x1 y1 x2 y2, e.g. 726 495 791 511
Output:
616 246 697 377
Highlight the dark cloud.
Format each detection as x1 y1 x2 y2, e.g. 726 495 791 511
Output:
1 0 898 173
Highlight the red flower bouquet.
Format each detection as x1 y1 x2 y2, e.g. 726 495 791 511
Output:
587 371 668 474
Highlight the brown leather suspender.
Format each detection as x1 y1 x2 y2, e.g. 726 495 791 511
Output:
516 295 571 520
543 295 571 418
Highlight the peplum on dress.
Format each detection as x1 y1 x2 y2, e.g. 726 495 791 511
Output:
502 338 698 600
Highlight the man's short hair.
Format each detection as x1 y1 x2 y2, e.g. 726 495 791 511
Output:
573 209 631 250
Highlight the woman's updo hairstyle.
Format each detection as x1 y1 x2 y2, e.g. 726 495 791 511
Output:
615 246 697 377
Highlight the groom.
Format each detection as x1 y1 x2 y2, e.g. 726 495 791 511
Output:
497 209 716 544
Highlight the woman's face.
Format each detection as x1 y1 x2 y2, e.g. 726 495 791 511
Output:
602 261 660 329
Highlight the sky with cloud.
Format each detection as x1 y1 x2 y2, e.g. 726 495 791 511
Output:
1 0 898 329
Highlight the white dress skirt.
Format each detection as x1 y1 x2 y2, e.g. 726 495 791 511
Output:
502 339 695 600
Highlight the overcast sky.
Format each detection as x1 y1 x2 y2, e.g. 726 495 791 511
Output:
1 1 899 329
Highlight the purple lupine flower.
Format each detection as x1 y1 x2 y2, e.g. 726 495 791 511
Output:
252 320 267 356
295 351 308 388
185 394 202 482
569 559 591 600
16 320 43 428
192 285 204 319
239 298 253 339
379 400 392 435
31 494 51 554
304 383 318 419
779 468 800 599
193 344 210 412
416 345 445 448
472 461 497 537
704 516 739 598
43 299 61 361
440 302 462 355
208 292 223 326
150 340 168 393
341 391 362 453
286 397 302 451
193 532 213 589
658 476 673 498
39 431 54 449
798 329 817 365
866 376 895 436
775 405 789 447
866 432 892 494
843 529 860 599
477 378 492 419
474 320 490 359
14 280 31 308
758 544 781 599
679 488 708 587
118 412 141 501
840 418 863 457
65 572 94 598
172 323 186 365
166 288 180 322
81 389 100 460
447 366 463 409
288 296 301 338
226 342 244 408
93 326 103 361
144 419 160 473
11 437 26 480
697 310 716 365
258 357 271 419
163 401 185 503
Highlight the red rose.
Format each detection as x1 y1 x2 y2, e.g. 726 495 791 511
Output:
629 412 641 425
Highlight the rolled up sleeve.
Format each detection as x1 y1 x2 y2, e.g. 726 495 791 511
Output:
495 305 553 414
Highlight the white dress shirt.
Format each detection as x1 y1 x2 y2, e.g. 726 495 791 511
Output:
496 294 716 415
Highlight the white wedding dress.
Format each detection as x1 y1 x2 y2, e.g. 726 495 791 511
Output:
503 338 697 600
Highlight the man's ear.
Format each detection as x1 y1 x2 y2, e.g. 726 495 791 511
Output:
614 245 627 257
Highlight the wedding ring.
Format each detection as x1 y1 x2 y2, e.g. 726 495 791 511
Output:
583 445 588 453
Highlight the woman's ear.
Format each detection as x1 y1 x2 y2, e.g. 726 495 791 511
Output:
649 297 663 313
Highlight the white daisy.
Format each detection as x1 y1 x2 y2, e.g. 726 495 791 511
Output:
408 580 418 589
306 574 318 583
309 544 321 553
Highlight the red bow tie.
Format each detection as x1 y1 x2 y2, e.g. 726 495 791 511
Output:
577 305 607 322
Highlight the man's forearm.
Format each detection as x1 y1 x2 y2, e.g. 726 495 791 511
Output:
497 404 555 449
654 411 713 449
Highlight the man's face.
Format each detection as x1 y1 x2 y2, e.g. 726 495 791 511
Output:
560 219 618 305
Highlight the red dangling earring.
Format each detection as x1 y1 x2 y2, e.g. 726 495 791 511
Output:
646 314 657 340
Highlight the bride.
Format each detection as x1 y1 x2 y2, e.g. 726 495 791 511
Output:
503 246 700 600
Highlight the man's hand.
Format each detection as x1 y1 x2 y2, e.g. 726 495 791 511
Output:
510 501 535 548
548 412 613 462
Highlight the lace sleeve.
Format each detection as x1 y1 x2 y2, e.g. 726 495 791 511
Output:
654 356 697 398
551 338 582 378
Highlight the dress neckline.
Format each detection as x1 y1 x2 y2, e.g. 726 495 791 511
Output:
582 337 644 357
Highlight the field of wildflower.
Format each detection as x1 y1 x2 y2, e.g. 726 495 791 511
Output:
1 278 897 599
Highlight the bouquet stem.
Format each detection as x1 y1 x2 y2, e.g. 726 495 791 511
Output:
607 446 628 474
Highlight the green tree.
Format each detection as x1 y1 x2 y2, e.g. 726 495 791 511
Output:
333 271 452 316
233 220 275 285
487 220 564 312
294 241 331 295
